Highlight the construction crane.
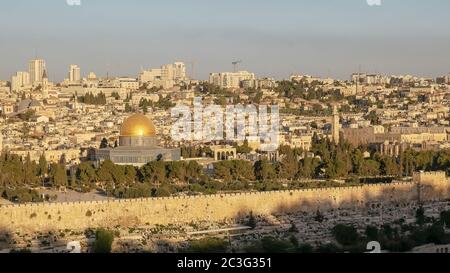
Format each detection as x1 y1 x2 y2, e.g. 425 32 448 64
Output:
232 60 242 73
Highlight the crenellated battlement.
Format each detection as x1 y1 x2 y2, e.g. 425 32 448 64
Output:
0 181 423 210
413 171 448 184
0 172 449 233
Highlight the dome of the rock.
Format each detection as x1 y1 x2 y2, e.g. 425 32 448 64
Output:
120 113 156 137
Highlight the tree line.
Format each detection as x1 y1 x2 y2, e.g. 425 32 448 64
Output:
0 151 206 202
3 136 450 203
180 145 213 159
0 152 67 203
275 80 344 102
77 92 107 105
213 136 450 182
70 160 204 198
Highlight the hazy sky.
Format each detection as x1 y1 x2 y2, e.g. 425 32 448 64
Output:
1 0 450 81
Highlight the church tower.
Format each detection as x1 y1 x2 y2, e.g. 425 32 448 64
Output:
42 69 49 99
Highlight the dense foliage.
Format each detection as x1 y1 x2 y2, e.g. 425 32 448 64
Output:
3 134 450 203
93 228 115 253
77 92 107 105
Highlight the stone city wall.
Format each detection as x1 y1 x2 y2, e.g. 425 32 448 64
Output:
1 172 449 233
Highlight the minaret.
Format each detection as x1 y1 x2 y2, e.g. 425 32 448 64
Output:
332 104 340 144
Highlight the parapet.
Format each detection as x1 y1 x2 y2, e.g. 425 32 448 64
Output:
413 171 448 185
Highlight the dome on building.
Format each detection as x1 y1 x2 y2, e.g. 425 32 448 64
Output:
120 114 156 137
96 113 180 165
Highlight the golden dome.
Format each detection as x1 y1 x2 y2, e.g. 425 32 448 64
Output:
120 114 156 137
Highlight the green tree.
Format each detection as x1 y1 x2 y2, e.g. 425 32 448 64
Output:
358 159 381 176
332 224 359 246
416 207 426 226
153 183 173 197
96 160 115 183
38 153 48 185
100 138 109 149
213 160 254 182
367 110 380 125
23 153 38 186
184 238 228 253
49 163 68 189
260 236 293 253
93 229 115 253
246 212 257 229
297 157 320 179
365 226 379 241
279 150 298 180
234 140 252 154
401 149 416 176
426 223 446 244
186 161 203 180
377 155 401 176
76 162 97 191
125 103 133 112
141 161 167 186
440 210 450 228
123 165 137 186
254 160 276 181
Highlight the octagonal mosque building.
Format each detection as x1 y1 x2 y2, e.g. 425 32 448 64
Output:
95 114 181 166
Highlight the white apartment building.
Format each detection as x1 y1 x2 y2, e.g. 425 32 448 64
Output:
350 73 391 86
11 71 31 92
209 71 256 89
117 77 139 90
162 62 187 81
241 77 277 89
437 75 450 84
139 62 188 88
290 75 335 86
69 64 81 83
29 59 46 85
139 68 163 83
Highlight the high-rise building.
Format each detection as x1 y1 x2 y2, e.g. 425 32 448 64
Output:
139 62 188 88
437 74 450 84
11 71 30 92
29 59 46 85
139 68 163 83
69 65 81 83
173 62 187 81
209 71 256 89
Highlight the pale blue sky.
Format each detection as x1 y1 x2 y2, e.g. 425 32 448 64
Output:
1 0 449 81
